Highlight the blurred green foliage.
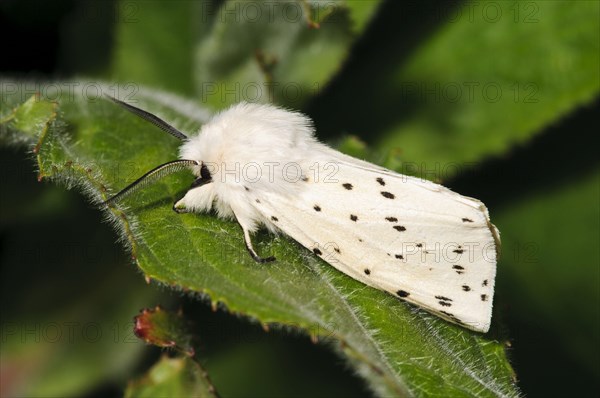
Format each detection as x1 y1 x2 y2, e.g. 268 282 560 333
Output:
1 0 598 397
125 356 218 398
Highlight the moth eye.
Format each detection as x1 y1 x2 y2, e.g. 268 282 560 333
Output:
200 163 211 180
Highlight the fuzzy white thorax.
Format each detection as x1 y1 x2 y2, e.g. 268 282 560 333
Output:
178 102 324 232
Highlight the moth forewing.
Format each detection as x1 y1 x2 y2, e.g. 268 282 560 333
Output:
248 158 497 332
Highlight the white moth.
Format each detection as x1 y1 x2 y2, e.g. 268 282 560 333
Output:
105 97 500 333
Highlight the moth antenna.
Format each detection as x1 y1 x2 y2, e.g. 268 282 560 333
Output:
104 159 200 206
105 95 188 141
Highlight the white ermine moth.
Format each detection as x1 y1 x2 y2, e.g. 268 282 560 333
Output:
105 97 500 332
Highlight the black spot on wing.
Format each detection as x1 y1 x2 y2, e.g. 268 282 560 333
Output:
462 285 471 292
452 265 465 275
435 295 453 302
482 279 489 287
393 226 406 232
244 186 250 191
334 247 341 254
342 183 353 190
376 177 385 186
271 216 278 222
385 217 398 222
395 254 403 260
453 249 464 254
313 205 321 212
364 269 371 275
439 301 452 307
255 199 261 204
350 214 358 221
396 290 410 298
416 243 423 248
462 218 474 223
301 176 309 182
381 191 395 199
481 294 488 302
313 248 322 256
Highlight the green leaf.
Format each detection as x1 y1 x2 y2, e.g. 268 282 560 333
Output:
125 356 218 398
110 0 382 107
335 135 369 159
195 0 354 109
127 308 217 398
0 94 57 147
1 81 520 397
111 0 198 96
134 307 196 357
344 0 383 33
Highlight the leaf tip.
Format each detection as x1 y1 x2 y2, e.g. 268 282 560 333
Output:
133 307 196 357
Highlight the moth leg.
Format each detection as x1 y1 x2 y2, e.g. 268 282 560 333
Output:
173 176 212 214
173 196 191 213
238 221 275 263
173 201 189 213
